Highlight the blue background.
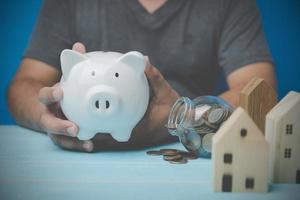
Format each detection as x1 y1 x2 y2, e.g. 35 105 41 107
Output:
0 0 299 124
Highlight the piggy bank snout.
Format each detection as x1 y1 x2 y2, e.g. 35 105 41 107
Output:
87 86 120 115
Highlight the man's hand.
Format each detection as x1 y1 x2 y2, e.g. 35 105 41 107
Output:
38 83 94 152
36 43 93 152
36 42 106 152
36 42 179 152
90 57 180 151
130 59 180 144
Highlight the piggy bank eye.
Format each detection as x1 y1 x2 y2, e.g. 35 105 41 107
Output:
115 72 119 78
91 71 95 76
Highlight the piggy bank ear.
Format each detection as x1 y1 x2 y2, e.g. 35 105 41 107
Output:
60 49 87 79
116 51 145 74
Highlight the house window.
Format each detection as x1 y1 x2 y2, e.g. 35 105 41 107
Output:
296 170 300 184
224 153 232 164
240 128 247 137
245 178 255 189
286 124 293 135
284 148 292 158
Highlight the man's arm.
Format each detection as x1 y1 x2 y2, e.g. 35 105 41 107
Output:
219 62 276 107
8 58 60 131
8 55 95 152
8 43 88 135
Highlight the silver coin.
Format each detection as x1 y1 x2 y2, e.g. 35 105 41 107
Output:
195 121 214 129
208 108 225 124
201 132 215 152
204 120 218 130
194 121 216 134
195 128 214 134
222 108 231 121
179 132 202 152
193 117 205 127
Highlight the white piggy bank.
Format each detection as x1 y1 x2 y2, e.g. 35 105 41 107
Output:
59 50 149 142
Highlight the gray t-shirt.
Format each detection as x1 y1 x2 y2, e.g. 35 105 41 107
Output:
24 0 273 98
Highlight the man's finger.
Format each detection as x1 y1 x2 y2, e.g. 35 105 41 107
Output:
38 86 63 105
72 42 86 54
49 134 93 152
144 61 173 97
39 113 78 137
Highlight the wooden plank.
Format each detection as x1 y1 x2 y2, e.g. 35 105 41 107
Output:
0 125 299 199
239 77 277 133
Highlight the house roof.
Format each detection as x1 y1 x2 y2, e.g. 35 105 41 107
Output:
266 91 300 121
213 107 264 145
239 77 277 132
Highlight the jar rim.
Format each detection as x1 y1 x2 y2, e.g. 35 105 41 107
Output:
167 97 193 135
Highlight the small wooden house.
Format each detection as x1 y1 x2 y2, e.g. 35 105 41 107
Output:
265 91 300 184
213 107 268 192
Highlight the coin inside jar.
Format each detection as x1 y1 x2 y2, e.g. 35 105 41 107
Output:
201 132 215 152
208 108 225 124
166 96 233 158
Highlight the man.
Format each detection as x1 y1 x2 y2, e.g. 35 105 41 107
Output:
8 0 276 152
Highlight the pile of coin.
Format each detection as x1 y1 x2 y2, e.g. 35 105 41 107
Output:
192 105 232 134
166 104 232 157
207 106 231 126
146 148 198 164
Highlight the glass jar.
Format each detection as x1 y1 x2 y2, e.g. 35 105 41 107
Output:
166 96 233 157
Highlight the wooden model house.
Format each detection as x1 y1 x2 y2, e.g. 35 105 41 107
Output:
239 77 277 133
212 107 268 192
265 91 300 184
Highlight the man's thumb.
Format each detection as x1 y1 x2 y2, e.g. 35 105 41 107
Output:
72 42 86 54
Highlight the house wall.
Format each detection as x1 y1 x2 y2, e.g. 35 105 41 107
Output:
276 102 300 183
237 139 268 192
213 118 268 192
265 115 277 183
213 135 236 192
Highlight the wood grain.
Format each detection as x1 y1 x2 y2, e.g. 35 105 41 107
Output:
239 77 277 133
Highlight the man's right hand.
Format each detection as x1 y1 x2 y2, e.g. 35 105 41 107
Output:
37 43 94 152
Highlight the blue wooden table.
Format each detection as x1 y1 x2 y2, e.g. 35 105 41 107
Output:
0 125 299 200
